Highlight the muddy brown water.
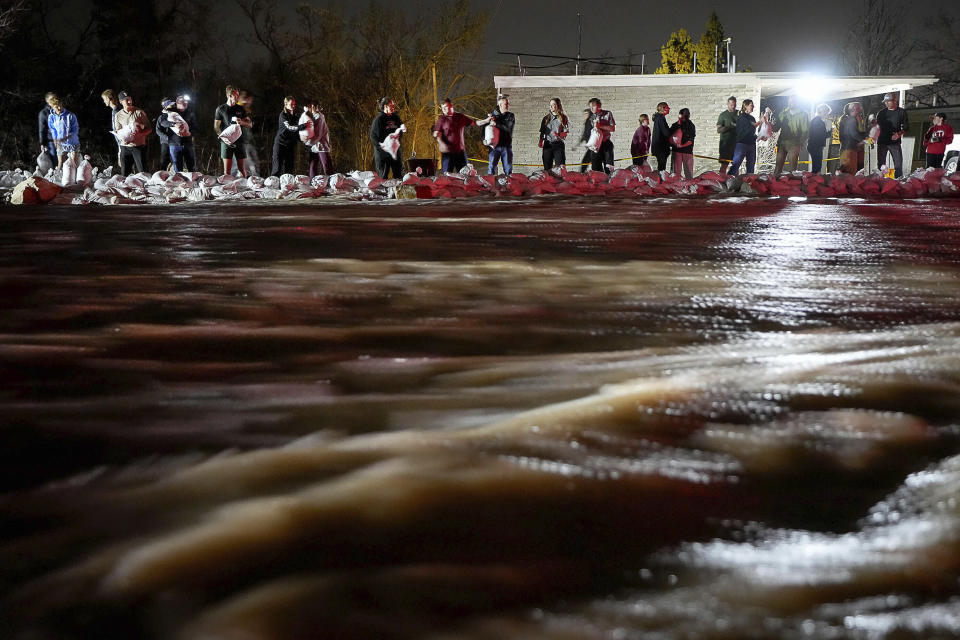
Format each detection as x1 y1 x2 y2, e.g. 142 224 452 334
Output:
3 196 960 639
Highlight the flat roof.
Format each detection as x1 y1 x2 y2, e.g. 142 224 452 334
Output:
495 73 939 101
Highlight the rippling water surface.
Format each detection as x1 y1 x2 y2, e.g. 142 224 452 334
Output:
4 197 960 639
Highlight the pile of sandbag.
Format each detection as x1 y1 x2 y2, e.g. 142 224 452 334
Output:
401 165 960 200
69 169 402 205
740 167 960 198
6 159 960 206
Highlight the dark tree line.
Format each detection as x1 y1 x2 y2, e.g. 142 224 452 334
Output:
0 0 493 173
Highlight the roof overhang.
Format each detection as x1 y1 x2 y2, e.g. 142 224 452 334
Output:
495 73 939 102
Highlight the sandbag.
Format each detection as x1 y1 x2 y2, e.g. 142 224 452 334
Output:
483 121 499 148
167 111 190 137
60 155 77 186
585 127 601 153
113 124 137 144
11 176 63 204
295 111 313 144
75 156 94 185
36 150 53 174
379 123 406 160
218 122 242 145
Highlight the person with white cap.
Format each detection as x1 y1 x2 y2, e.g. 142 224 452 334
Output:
876 93 909 178
113 90 152 176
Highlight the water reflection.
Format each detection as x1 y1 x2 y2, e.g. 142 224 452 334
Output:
2 199 960 639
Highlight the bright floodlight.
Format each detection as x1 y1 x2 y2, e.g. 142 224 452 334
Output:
795 76 827 103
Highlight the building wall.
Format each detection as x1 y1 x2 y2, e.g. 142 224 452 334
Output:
497 77 762 175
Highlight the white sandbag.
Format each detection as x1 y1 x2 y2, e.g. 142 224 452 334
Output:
758 120 773 141
262 176 280 189
113 124 137 144
218 122 242 145
149 171 170 185
36 150 54 174
167 111 190 137
483 121 499 148
298 111 314 144
585 127 601 153
379 124 407 160
247 176 264 190
279 174 297 190
75 156 94 185
60 155 77 186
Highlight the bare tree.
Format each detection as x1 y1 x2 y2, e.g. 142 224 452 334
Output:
0 0 25 49
914 16 960 106
839 0 911 76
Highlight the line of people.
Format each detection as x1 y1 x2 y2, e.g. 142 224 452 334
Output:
38 87 954 181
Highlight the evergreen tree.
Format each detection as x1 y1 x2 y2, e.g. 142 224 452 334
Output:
655 28 694 74
696 12 725 73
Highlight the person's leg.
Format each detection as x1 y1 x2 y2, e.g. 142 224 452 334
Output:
440 153 452 173
889 145 903 178
389 156 403 179
602 141 614 173
453 152 468 173
221 141 232 175
927 153 943 169
131 146 145 173
119 147 132 176
683 153 694 179
775 145 787 175
657 150 669 172
169 145 183 172
809 147 823 174
271 139 283 177
374 149 387 178
580 149 591 173
787 146 800 172
746 145 757 175
670 150 678 175
308 152 319 179
319 152 333 175
503 147 513 175
543 142 553 171
160 143 171 172
730 143 746 176
183 144 196 172
555 143 566 170
876 144 888 171
590 149 604 172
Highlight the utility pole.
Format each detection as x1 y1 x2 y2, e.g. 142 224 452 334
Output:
576 12 582 76
692 51 697 74
432 62 438 165
641 53 645 75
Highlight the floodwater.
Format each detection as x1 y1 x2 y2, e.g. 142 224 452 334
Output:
3 196 960 639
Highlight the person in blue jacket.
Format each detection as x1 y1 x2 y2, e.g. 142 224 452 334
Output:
46 96 79 171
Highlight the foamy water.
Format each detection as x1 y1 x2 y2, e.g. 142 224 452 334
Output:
2 197 960 639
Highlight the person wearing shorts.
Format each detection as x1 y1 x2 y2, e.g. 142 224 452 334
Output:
214 85 252 176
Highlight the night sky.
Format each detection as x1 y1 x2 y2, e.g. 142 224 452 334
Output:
469 0 960 77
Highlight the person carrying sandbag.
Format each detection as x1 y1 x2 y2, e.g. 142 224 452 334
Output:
214 85 253 177
113 90 152 176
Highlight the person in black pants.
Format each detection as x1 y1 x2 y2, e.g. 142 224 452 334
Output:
271 96 305 177
156 97 173 171
651 102 672 171
370 97 404 178
539 97 569 171
577 109 592 173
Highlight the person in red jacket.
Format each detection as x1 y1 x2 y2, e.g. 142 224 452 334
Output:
922 112 954 169
630 114 651 170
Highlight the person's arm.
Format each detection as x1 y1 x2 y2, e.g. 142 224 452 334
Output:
558 114 569 139
68 113 79 141
945 126 955 146
370 115 383 144
682 122 695 147
47 113 59 144
213 107 224 136
137 111 152 135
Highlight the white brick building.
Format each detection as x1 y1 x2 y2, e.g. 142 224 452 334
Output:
495 73 937 175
